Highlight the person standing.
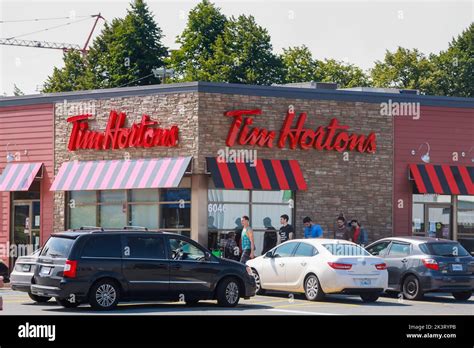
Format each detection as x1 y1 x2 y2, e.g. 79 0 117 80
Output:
335 216 351 240
303 217 324 238
240 216 255 264
277 214 294 244
223 232 240 261
349 219 368 246
262 217 277 254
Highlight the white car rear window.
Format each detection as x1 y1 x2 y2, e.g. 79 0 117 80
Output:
323 244 370 256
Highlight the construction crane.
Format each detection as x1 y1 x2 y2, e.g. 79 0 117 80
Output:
0 14 104 54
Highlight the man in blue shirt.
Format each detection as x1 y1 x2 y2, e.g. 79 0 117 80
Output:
303 217 323 238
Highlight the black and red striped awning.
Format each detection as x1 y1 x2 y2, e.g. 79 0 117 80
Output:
409 164 474 195
206 158 307 190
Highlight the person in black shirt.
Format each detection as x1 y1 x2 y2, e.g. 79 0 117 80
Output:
277 214 294 244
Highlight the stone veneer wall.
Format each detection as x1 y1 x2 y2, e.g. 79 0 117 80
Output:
53 90 393 242
197 92 393 242
53 92 199 232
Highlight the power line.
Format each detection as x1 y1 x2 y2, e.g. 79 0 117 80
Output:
5 16 94 40
118 73 156 88
0 15 93 24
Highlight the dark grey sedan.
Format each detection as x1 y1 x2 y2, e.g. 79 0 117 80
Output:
365 237 474 301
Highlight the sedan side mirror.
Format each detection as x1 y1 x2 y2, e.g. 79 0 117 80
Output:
205 252 212 261
265 252 273 258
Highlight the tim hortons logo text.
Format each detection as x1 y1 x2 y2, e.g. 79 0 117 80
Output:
67 110 179 151
225 109 376 153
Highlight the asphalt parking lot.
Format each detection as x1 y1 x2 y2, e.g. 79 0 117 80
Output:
0 288 472 315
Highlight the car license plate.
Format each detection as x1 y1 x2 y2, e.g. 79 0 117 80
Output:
22 264 31 272
358 278 371 286
452 264 463 271
40 266 52 276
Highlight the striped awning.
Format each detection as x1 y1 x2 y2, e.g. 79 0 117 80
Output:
51 157 192 191
0 163 43 191
409 164 474 195
206 157 307 190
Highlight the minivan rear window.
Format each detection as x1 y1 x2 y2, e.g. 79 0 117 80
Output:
82 235 121 258
323 243 370 256
420 242 470 257
41 237 75 258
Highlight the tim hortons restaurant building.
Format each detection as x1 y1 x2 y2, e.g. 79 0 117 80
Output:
0 82 473 266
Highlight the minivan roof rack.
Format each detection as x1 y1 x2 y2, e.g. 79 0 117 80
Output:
123 226 149 231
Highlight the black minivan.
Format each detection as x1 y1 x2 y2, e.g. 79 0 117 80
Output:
31 229 256 310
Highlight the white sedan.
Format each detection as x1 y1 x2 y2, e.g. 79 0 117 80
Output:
247 239 388 302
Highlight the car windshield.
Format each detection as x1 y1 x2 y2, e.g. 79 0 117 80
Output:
323 243 370 256
420 242 470 257
40 237 75 258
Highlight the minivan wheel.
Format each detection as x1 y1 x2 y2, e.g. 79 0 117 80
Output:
55 297 80 308
304 274 325 301
452 291 472 301
252 269 266 295
216 277 240 307
28 293 51 303
89 279 120 311
402 275 424 300
360 292 380 303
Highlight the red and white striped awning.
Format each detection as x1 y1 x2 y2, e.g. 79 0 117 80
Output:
0 163 43 191
51 157 191 191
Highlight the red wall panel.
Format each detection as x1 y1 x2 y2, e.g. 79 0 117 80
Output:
0 104 54 264
393 106 474 236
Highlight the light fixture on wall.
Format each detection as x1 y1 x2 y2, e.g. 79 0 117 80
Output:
411 142 430 163
6 143 15 163
461 146 474 163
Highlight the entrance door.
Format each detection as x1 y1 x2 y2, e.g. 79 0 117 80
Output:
425 204 451 239
11 201 40 265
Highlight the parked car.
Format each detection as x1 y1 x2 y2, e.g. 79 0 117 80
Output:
0 259 9 283
365 237 474 301
247 239 388 303
10 249 51 303
31 230 256 310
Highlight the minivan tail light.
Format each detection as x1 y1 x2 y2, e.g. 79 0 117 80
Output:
375 263 387 270
422 258 439 271
63 260 77 278
328 262 352 270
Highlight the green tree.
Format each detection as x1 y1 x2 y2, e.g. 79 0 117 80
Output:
207 15 284 85
315 59 370 88
43 0 167 92
370 47 434 92
430 24 473 97
168 0 227 81
281 45 319 83
43 50 88 92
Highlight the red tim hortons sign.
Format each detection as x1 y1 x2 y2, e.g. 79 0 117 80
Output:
225 109 376 153
67 110 179 151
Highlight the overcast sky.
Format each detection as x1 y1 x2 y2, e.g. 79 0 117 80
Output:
0 0 472 96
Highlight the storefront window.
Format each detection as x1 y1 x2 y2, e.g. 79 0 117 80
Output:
458 196 474 236
412 203 424 235
67 185 191 233
208 189 249 202
413 194 451 203
207 186 294 256
69 191 97 229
